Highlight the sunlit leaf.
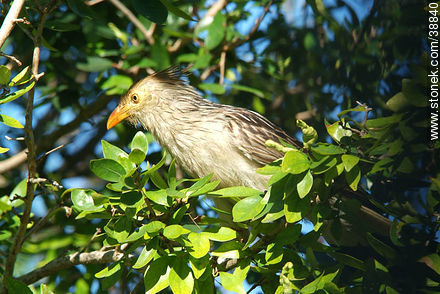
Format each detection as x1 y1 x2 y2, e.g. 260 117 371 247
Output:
282 150 310 174
0 114 23 128
169 257 194 294
0 65 11 85
232 195 265 222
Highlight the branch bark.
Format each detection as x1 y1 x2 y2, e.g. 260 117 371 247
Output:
4 2 54 281
0 0 26 48
17 249 136 285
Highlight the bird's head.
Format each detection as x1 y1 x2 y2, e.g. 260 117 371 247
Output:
106 66 198 130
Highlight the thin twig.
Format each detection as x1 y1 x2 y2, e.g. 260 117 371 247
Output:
23 205 64 242
0 51 22 66
86 0 105 5
79 228 102 253
4 4 48 279
37 144 65 162
107 0 155 45
219 51 226 85
223 0 273 52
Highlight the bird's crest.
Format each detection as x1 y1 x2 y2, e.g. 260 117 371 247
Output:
151 65 191 86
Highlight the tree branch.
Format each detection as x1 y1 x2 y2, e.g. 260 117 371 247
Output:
17 249 136 285
4 2 51 280
107 0 155 45
0 0 26 48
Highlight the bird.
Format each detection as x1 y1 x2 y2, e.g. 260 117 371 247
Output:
106 66 390 245
107 66 302 191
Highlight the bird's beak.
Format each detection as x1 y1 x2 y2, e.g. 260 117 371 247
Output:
107 105 130 130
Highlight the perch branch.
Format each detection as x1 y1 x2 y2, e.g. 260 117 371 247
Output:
0 0 26 48
17 249 136 285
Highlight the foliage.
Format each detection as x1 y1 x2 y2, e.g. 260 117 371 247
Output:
0 0 435 293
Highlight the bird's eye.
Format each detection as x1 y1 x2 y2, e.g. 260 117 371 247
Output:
131 94 139 103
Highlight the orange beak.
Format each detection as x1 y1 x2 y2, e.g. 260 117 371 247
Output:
107 105 130 130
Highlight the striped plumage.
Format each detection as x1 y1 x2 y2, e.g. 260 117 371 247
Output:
107 66 391 244
107 66 302 190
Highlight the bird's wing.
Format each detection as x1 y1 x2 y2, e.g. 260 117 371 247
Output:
224 107 303 166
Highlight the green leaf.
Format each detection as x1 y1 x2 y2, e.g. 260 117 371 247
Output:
129 148 146 165
102 75 133 95
211 241 242 259
168 159 177 189
163 224 190 239
95 262 121 278
144 257 170 294
145 221 166 235
300 270 339 294
71 189 103 211
337 105 368 118
219 265 249 294
205 12 225 50
198 83 225 94
159 0 193 21
171 203 189 224
386 92 411 112
210 186 261 197
149 171 168 189
131 131 148 153
104 216 131 243
231 83 265 98
90 158 126 182
126 224 148 242
325 120 352 142
189 255 209 279
366 232 397 259
4 276 32 294
232 195 265 222
77 56 113 72
420 254 440 275
132 0 168 24
297 170 313 198
10 66 30 86
0 65 11 85
145 189 169 206
297 119 317 148
133 246 157 269
341 154 359 172
120 190 143 208
101 140 129 160
186 232 210 258
0 114 23 128
282 150 310 174
366 114 403 129
170 257 194 294
0 81 35 104
265 242 284 265
329 252 365 271
275 224 302 245
312 143 345 155
46 20 80 31
202 227 237 242
345 165 361 191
